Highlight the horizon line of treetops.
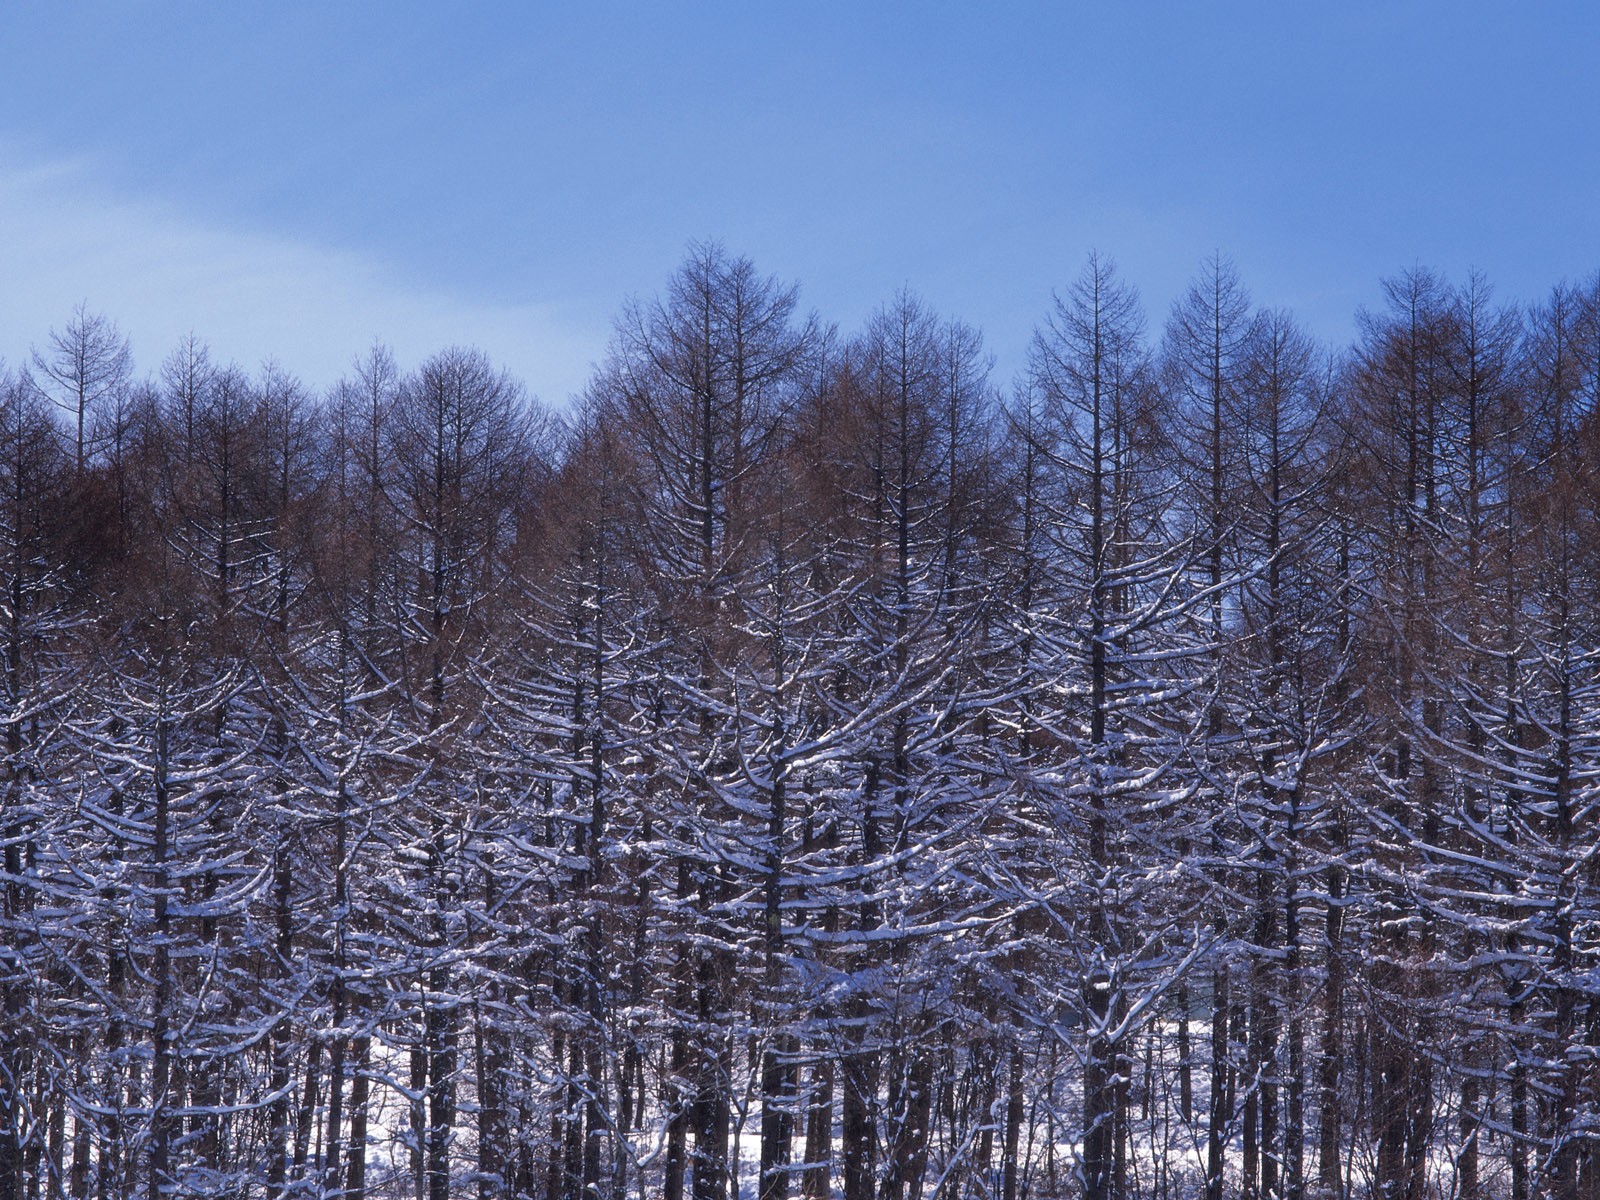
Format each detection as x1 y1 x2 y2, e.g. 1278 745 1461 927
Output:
1 242 1598 1200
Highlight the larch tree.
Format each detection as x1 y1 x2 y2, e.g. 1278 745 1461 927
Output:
29 304 132 480
604 242 816 1200
1027 254 1209 1200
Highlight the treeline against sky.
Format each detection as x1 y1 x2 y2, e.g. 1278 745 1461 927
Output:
1 245 1598 1200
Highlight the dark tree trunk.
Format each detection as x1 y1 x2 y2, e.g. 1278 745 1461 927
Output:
1206 965 1230 1200
346 1038 371 1200
1317 867 1345 1194
1002 1050 1025 1200
802 1058 834 1200
841 1041 877 1200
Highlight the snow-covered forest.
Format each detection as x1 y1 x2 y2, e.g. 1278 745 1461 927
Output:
1 244 1597 1200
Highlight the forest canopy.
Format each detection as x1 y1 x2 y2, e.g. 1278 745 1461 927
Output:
1 245 1597 1200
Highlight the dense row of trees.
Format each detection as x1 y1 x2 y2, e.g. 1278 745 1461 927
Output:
0 247 1597 1200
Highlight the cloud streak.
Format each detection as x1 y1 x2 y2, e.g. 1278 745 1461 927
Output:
0 152 601 406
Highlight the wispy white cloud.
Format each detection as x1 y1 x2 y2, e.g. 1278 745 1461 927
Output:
0 151 601 406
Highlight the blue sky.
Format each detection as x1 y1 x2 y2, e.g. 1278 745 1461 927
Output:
2 3 1597 405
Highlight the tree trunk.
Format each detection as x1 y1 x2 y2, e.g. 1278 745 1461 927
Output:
1002 1050 1024 1200
1317 867 1345 1193
1206 964 1229 1200
841 1041 877 1200
1083 969 1113 1200
802 1058 834 1200
346 1038 371 1200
